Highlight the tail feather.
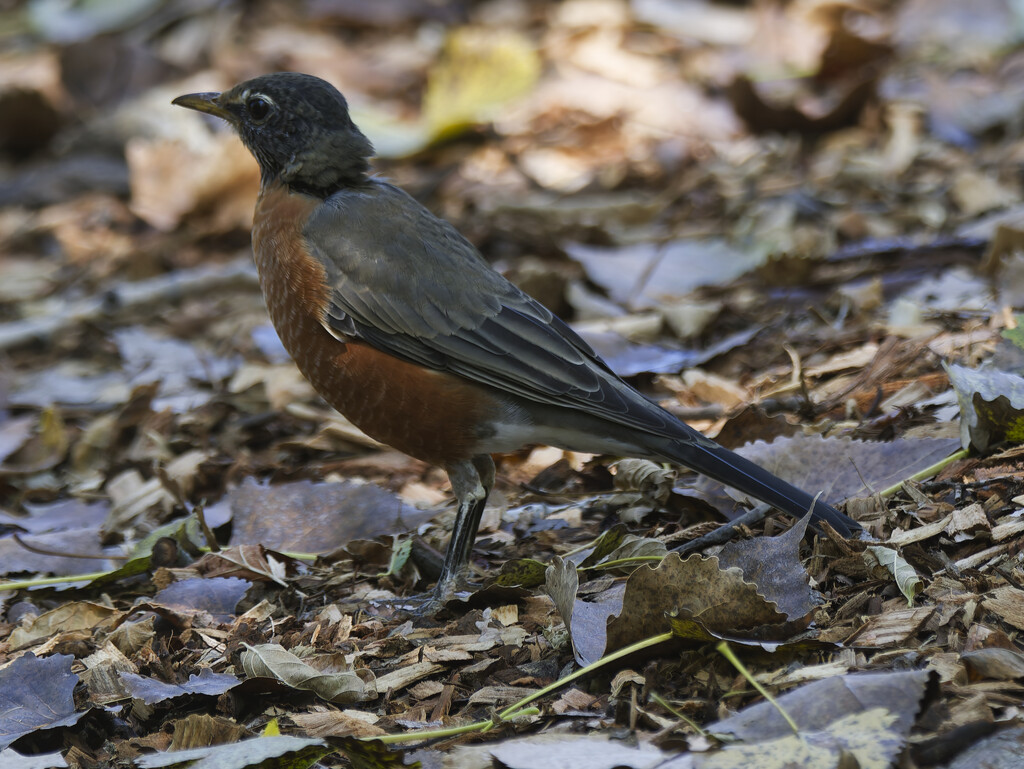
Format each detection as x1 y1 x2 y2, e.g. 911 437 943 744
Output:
660 439 861 537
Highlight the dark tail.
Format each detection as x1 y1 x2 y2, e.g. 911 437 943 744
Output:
659 439 861 537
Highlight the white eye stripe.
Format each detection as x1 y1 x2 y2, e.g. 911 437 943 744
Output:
246 92 275 107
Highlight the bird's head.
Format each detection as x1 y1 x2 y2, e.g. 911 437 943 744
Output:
173 72 374 196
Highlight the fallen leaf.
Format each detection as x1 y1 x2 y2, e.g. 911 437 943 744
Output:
863 546 923 605
0 653 85 750
119 669 241 706
605 553 789 654
228 478 435 553
240 643 375 704
703 670 933 768
698 433 961 507
946 362 1024 451
489 733 666 769
717 515 819 620
152 577 251 624
134 734 329 769
9 603 119 648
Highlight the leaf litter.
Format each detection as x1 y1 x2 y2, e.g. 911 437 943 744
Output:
2 1 1024 767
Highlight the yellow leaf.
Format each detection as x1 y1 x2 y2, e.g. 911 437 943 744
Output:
423 27 540 141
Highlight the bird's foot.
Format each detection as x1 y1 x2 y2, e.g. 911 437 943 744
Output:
368 574 479 619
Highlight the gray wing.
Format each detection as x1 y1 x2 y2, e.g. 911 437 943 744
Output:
302 180 683 437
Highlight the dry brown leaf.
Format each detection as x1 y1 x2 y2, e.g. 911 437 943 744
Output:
240 643 374 704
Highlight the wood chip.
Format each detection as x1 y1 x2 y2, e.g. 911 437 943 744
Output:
755 661 850 688
492 604 519 626
955 543 1010 570
992 517 1024 542
467 685 536 706
288 710 385 738
945 503 991 540
887 514 953 546
234 600 276 626
848 606 935 647
373 661 443 694
926 652 968 684
552 687 598 713
982 586 1024 631
408 680 445 700
423 647 473 663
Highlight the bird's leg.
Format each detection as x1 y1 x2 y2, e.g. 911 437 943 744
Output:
435 455 495 600
369 456 494 617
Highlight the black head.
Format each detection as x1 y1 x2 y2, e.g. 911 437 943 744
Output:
173 72 374 196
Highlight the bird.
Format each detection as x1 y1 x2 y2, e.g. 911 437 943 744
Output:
173 72 861 604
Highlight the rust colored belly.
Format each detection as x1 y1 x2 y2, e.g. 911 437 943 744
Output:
250 181 496 465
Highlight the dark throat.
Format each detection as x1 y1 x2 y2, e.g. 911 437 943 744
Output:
267 128 374 199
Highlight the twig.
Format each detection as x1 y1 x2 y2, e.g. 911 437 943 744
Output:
12 533 127 561
193 502 220 553
672 503 772 554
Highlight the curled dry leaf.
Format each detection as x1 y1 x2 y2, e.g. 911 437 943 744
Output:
191 545 302 586
240 643 375 704
863 546 923 605
611 458 674 504
9 602 120 649
0 407 68 476
577 524 668 573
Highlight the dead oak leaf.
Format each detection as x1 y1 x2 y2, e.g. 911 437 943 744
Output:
605 553 788 653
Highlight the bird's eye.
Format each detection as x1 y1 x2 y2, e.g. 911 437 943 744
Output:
246 96 272 123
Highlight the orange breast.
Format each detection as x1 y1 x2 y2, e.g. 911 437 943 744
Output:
251 181 498 465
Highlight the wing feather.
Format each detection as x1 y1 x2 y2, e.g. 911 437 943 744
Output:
303 180 679 437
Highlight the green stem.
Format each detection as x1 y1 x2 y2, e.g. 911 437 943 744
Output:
0 546 321 593
650 691 707 736
372 708 540 745
497 631 674 720
717 641 798 734
369 630 676 745
0 572 108 591
879 449 968 498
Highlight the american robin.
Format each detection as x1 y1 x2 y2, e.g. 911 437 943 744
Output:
173 73 860 601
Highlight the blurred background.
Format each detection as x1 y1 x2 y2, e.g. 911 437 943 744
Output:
4 0 1022 290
